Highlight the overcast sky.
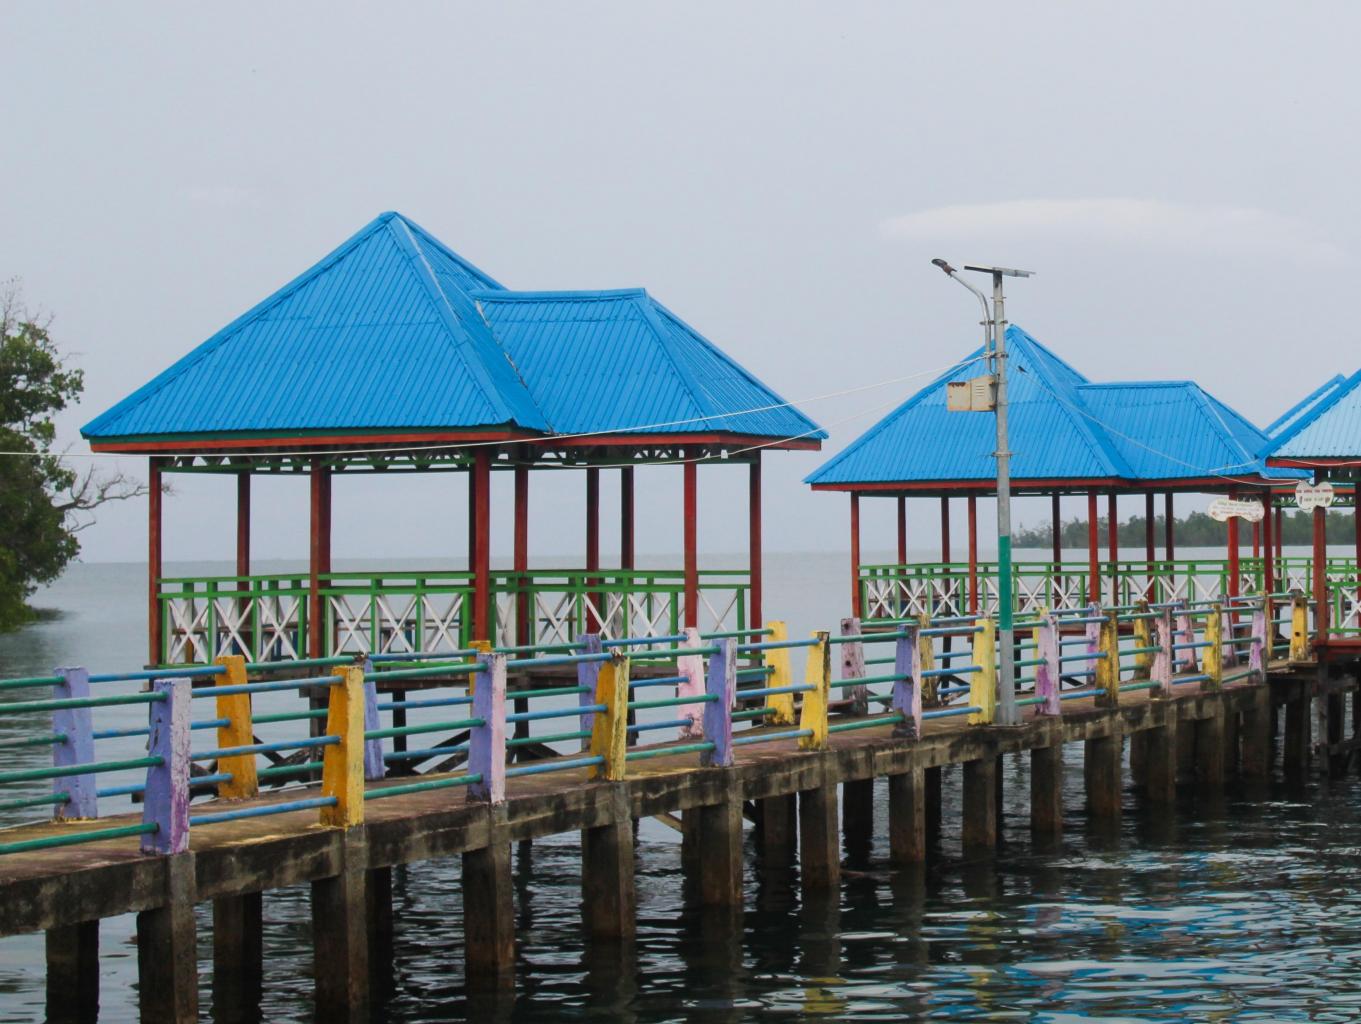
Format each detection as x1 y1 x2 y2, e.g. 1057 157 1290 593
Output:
3 3 1357 566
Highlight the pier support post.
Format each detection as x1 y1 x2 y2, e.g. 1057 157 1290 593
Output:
212 892 263 1020
463 811 515 990
1194 709 1227 789
1241 688 1273 781
799 777 840 890
367 866 394 996
696 780 745 906
1223 708 1241 779
754 794 797 865
1030 744 1064 839
1327 692 1347 778
582 783 637 936
1145 712 1179 805
842 777 874 863
1084 729 1123 821
924 765 942 837
136 852 198 1024
1129 730 1148 788
1284 688 1311 782
47 921 99 1023
888 768 926 864
312 829 370 1022
962 755 998 856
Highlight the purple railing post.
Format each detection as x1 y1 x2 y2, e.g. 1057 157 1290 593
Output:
52 666 97 819
1084 602 1102 678
701 638 735 768
361 658 385 781
1249 604 1267 682
839 617 869 716
677 627 707 738
576 633 603 747
1174 602 1197 674
467 653 506 804
1036 614 1061 716
142 678 190 855
890 626 922 738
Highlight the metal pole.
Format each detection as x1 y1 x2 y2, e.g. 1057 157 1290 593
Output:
990 271 1018 726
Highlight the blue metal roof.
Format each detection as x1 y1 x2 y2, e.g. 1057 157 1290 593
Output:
475 290 824 439
806 326 1288 489
82 212 821 445
805 326 1131 486
1263 374 1348 439
1268 368 1361 460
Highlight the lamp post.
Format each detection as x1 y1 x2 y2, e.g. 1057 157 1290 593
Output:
931 259 1033 727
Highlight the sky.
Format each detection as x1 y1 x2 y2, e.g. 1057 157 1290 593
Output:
2 2 1358 566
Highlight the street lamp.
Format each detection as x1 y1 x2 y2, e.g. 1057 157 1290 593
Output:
932 259 1034 727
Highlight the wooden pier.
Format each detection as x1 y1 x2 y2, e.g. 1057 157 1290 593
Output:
1 598 1358 1022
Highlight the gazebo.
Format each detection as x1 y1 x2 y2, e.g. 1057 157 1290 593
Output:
82 212 824 666
805 326 1296 622
1265 368 1361 644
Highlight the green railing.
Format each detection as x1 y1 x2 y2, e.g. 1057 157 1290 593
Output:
157 568 749 665
858 557 1359 623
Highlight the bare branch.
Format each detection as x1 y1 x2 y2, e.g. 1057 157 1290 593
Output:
55 467 165 533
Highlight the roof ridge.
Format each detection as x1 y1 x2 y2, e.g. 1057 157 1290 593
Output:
82 213 396 437
1183 384 1262 471
1263 373 1348 438
1268 367 1361 454
631 292 734 434
394 212 506 291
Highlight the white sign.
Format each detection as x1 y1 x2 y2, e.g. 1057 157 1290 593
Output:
1207 497 1266 523
1295 480 1335 510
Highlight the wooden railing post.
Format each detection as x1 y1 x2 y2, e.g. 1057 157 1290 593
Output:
701 638 735 767
588 652 630 781
798 631 831 750
1095 610 1120 707
1249 602 1267 682
213 654 257 799
969 618 996 725
916 614 938 705
468 653 507 803
360 657 385 781
761 621 797 726
320 666 364 828
143 678 191 855
1152 607 1175 697
891 624 922 738
1203 603 1224 691
839 617 869 715
52 667 96 820
1036 614 1060 715
1290 591 1310 662
677 628 706 739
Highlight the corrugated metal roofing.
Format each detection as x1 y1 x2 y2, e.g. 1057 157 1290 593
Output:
82 212 822 444
1263 374 1348 439
473 290 824 439
806 327 1289 488
804 326 1131 485
1269 368 1361 459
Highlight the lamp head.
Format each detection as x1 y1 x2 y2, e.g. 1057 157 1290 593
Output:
931 258 957 275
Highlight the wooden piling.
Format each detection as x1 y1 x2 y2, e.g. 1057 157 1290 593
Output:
1241 687 1273 781
1144 712 1179 805
366 866 395 997
798 780 840 890
1327 692 1347 778
1029 744 1063 838
311 830 369 1022
842 777 874 862
696 781 745 907
754 793 797 865
924 765 942 836
888 768 926 864
1284 688 1311 782
212 892 263 1020
961 756 997 856
1084 730 1122 820
1195 709 1227 788
582 784 637 936
46 921 99 1023
463 822 515 990
136 852 198 1024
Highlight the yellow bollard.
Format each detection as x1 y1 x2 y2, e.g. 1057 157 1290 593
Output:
1132 601 1153 680
917 614 937 705
1203 604 1224 690
588 653 630 781
1290 593 1310 662
213 654 257 799
798 631 831 750
762 621 797 726
321 664 365 827
1095 611 1120 706
969 618 996 725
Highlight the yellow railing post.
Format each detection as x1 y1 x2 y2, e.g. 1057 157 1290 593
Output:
1132 600 1153 680
798 631 831 750
588 652 630 781
1290 592 1310 662
1203 604 1224 691
763 621 796 726
213 654 257 799
917 614 937 705
321 664 365 827
969 618 996 725
1095 610 1120 706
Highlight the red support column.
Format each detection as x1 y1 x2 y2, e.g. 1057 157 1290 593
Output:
683 458 698 629
940 496 951 561
748 457 762 630
896 496 908 565
1227 488 1240 599
1087 490 1100 604
308 458 331 659
1051 492 1062 566
1354 498 1361 604
1108 492 1119 605
1275 505 1284 561
514 462 529 646
1313 504 1329 638
586 466 601 632
148 457 163 666
850 492 862 617
1165 493 1176 560
472 450 492 642
620 466 635 570
966 494 979 615
1144 492 1155 599
236 474 251 581
1263 492 1276 597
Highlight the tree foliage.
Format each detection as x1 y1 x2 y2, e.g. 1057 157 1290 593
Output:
0 283 147 629
1015 509 1357 550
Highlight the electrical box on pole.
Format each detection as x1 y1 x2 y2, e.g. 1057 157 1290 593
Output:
946 377 996 412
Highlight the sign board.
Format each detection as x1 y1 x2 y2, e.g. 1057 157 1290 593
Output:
946 376 995 412
1207 497 1265 523
1295 480 1335 510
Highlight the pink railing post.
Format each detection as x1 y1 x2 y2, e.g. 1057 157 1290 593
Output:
468 653 507 804
839 617 869 715
1152 607 1175 696
891 625 922 738
1036 615 1061 716
677 627 706 738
